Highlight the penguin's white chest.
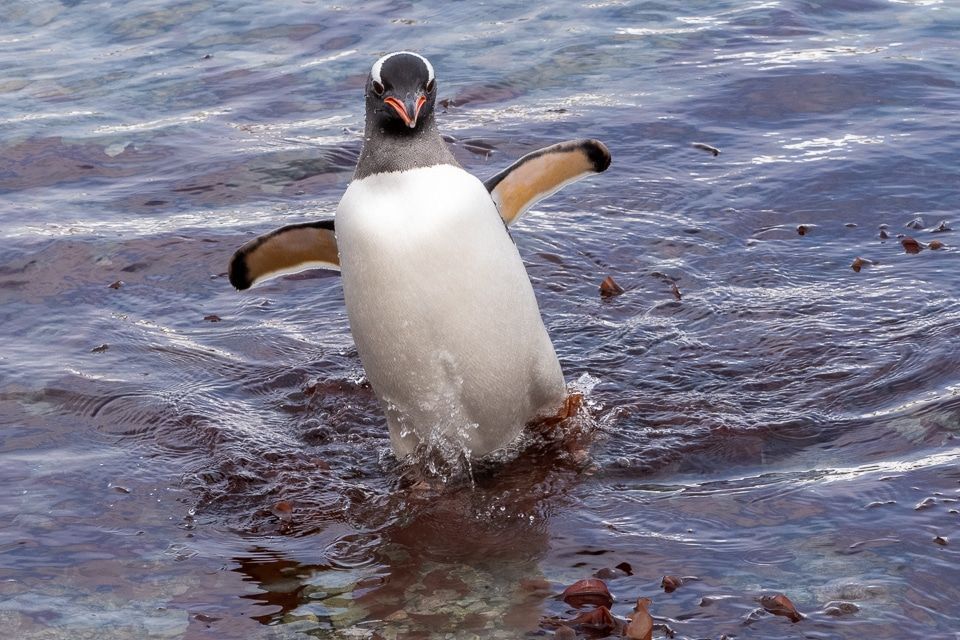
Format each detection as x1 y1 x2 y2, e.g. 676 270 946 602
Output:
334 164 564 458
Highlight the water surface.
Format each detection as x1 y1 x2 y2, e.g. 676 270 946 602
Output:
2 0 959 638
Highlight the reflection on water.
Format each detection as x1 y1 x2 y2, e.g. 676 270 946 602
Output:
2 0 960 638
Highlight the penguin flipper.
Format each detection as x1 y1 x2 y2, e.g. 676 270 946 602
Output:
483 139 611 226
229 220 339 290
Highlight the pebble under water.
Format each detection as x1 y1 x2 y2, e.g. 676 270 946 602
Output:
1 1 959 638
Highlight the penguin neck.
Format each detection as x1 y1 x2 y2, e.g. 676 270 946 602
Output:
355 114 458 180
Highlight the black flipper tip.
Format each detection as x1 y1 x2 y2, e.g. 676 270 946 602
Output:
228 251 252 290
583 139 612 173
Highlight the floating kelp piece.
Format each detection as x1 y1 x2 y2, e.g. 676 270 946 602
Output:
570 605 620 636
692 142 720 156
271 500 294 522
599 276 625 298
625 598 653 640
823 601 860 617
594 561 633 580
661 575 683 593
759 593 803 623
562 578 613 609
901 237 922 254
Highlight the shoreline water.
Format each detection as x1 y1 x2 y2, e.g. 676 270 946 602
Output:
2 1 959 637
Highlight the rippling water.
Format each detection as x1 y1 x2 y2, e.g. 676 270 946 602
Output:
2 1 959 638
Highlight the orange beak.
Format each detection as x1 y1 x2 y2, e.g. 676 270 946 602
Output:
384 95 427 128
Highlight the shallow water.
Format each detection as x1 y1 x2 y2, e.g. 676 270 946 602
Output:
2 0 960 638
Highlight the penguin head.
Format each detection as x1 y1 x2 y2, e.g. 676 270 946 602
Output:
365 51 437 133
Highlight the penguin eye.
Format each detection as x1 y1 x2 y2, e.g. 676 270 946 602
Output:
425 78 436 93
372 81 385 96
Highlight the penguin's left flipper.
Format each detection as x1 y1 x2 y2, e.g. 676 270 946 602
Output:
484 139 611 226
229 220 339 290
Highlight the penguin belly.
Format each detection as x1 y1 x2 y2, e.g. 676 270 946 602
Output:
335 164 565 459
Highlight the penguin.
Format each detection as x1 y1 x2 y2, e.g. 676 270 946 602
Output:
229 51 610 461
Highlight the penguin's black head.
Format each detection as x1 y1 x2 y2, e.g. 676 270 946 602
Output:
365 51 437 133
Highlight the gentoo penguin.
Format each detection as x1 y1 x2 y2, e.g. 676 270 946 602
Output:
229 51 610 461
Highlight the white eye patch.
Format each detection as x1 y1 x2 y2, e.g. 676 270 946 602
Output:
370 51 435 86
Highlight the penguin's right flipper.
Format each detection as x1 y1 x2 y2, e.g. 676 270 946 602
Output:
484 139 611 226
229 220 339 290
